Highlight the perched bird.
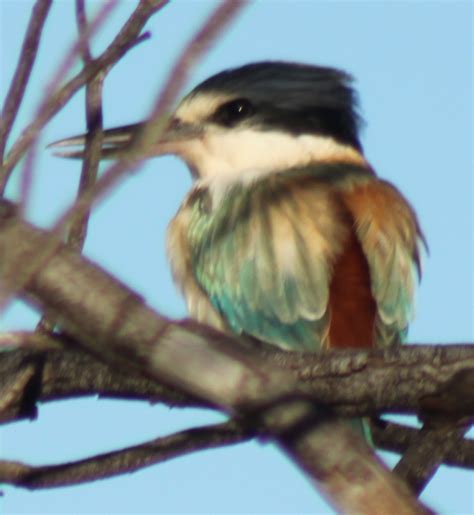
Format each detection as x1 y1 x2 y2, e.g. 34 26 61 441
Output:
52 61 424 385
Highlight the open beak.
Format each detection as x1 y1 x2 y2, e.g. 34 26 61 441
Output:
48 118 202 159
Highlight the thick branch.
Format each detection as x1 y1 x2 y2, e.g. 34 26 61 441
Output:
2 338 473 471
0 333 206 424
3 334 473 489
256 400 430 514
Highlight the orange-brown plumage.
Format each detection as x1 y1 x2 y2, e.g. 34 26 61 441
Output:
328 225 377 349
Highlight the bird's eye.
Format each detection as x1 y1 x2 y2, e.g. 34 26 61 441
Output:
212 98 255 127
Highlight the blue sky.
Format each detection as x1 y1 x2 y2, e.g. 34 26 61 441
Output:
0 1 472 513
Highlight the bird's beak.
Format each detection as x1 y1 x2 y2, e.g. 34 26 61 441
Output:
48 118 203 159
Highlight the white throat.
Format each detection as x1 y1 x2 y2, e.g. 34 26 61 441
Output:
177 128 366 183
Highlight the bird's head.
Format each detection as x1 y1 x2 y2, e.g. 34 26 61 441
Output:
51 61 366 180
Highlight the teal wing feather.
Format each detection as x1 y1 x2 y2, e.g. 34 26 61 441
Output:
186 167 366 351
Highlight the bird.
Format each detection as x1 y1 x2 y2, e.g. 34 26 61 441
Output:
52 61 425 436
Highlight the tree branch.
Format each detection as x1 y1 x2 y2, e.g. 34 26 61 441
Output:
68 0 104 251
0 0 168 187
371 419 474 470
393 418 472 494
0 0 52 162
0 419 253 489
263 403 432 514
2 336 473 468
36 0 107 332
0 333 206 425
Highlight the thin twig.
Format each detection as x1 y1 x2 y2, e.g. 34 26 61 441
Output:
0 0 52 163
0 0 119 194
75 0 93 63
68 0 105 251
371 418 474 470
394 418 473 494
5 0 117 215
0 0 165 190
36 0 106 332
18 141 38 215
0 419 254 489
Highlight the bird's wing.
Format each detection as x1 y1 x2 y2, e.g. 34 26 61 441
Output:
342 179 425 346
184 170 355 351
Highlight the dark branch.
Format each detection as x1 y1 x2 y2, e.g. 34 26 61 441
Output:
393 418 472 494
70 0 103 251
0 0 52 164
2 335 473 470
36 0 106 335
371 419 474 470
0 333 206 424
0 419 254 489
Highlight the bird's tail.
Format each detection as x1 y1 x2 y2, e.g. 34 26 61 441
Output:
349 417 374 446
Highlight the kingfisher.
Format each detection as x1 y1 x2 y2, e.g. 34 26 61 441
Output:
52 61 424 382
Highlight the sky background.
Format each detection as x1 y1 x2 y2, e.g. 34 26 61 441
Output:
0 0 473 513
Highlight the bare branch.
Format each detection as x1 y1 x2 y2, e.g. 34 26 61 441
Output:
67 0 104 251
0 0 167 188
18 139 38 214
0 334 207 425
371 419 474 470
1 338 473 473
36 0 107 332
35 0 106 332
393 418 472 494
75 0 93 63
264 403 432 514
0 419 253 489
0 0 52 161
